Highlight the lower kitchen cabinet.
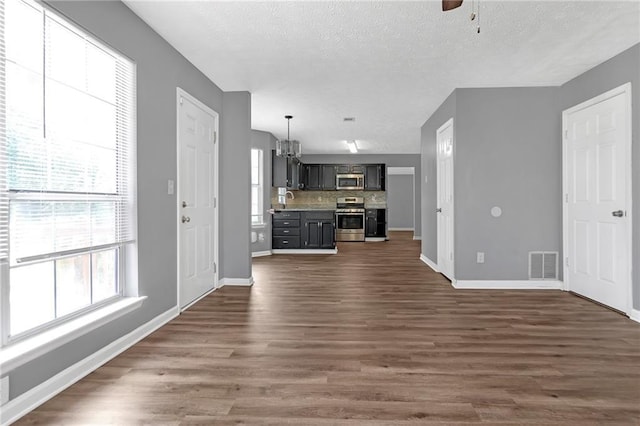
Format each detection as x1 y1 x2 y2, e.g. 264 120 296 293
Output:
303 211 336 249
365 209 387 238
272 210 335 250
272 211 301 249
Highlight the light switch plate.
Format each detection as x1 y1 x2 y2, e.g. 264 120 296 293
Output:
167 179 175 195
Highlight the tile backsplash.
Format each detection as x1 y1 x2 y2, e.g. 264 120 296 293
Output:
270 188 387 209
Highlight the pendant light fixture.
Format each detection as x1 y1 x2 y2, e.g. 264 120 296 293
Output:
276 115 302 158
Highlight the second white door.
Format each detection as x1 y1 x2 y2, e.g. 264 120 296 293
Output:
178 90 218 310
564 84 631 313
437 118 455 280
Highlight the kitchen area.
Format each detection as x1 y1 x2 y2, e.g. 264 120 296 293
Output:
270 155 388 253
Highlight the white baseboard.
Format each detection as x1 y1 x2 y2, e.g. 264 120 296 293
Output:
629 309 640 324
413 235 421 240
251 250 272 258
419 254 439 272
388 227 414 231
271 249 338 255
365 237 386 242
452 280 563 290
219 277 254 286
1 306 180 426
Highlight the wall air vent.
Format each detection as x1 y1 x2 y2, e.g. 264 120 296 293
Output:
529 251 558 280
343 117 356 122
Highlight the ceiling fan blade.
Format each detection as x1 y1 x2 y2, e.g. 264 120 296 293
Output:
442 0 463 11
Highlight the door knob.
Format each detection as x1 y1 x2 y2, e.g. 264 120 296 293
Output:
182 201 187 208
436 208 442 213
181 215 191 223
612 210 624 217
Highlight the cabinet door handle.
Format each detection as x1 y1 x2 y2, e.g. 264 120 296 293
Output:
283 221 289 225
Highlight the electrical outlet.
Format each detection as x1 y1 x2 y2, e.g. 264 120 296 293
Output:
476 252 485 264
167 179 175 195
0 376 9 405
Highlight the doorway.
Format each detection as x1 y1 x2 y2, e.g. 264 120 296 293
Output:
562 83 632 314
436 118 455 280
387 167 415 234
176 88 219 310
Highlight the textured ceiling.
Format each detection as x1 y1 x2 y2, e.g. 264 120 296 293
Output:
123 1 640 154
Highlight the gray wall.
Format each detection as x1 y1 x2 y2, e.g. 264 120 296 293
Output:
420 90 456 261
8 1 250 401
454 88 560 280
220 92 252 279
250 130 276 254
387 174 414 230
558 44 639 309
421 43 638 299
301 154 422 238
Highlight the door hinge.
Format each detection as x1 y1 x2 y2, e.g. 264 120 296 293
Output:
179 96 183 105
565 193 568 203
214 131 217 144
214 197 217 208
565 257 569 267
213 262 217 273
564 129 568 139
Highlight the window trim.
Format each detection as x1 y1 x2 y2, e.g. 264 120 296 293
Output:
251 148 264 226
0 295 146 373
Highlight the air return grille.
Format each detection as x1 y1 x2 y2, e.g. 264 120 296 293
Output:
528 252 558 280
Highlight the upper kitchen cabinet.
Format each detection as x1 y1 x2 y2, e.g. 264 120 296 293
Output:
321 165 336 190
336 164 364 174
303 164 336 191
272 150 303 189
304 164 322 190
365 164 385 191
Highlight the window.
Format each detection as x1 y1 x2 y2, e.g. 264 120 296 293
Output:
0 0 137 344
251 149 264 225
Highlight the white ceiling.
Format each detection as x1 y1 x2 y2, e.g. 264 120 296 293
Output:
123 0 640 154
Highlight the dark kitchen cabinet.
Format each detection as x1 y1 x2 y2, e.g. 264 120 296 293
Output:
321 165 336 190
272 150 304 189
365 164 385 191
272 151 287 187
303 211 335 249
303 164 336 191
365 209 386 238
272 211 301 249
304 164 322 190
336 164 364 174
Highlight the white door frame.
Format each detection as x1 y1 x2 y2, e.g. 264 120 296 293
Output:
561 82 633 315
436 118 455 280
387 167 415 233
176 87 220 311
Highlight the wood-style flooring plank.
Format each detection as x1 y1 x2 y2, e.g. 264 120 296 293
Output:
15 232 640 425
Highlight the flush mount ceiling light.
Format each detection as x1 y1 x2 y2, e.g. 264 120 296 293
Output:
276 115 301 158
347 140 358 153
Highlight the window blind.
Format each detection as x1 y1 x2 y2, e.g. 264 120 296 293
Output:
1 0 136 267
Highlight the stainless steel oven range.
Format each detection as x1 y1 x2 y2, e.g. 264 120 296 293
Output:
335 197 365 242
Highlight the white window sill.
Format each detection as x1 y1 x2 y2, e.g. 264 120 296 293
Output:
0 296 146 373
252 223 267 229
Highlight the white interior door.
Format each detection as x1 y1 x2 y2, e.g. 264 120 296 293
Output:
564 83 632 313
436 118 455 280
178 90 218 310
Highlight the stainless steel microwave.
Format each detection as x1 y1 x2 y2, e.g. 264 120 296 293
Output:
336 173 364 190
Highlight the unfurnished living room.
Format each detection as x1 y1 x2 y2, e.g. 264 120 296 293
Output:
0 0 639 424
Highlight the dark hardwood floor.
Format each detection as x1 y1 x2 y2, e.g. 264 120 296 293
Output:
17 232 640 425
